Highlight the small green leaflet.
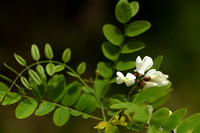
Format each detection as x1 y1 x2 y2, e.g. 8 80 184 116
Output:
14 53 27 66
46 63 55 76
102 42 119 61
97 62 112 78
20 76 31 90
35 101 56 116
31 44 40 61
121 41 145 54
53 107 70 126
130 1 139 17
15 98 38 119
105 122 120 133
28 69 42 85
62 48 71 63
77 62 86 75
103 24 123 46
55 65 65 73
151 55 163 70
116 60 136 71
1 92 22 106
44 43 54 59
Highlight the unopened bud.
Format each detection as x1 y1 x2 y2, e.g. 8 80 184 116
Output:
139 80 146 88
144 76 151 81
134 71 141 78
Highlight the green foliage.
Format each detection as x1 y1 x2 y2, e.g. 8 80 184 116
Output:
151 55 163 70
44 43 54 59
28 69 42 85
14 53 27 66
126 20 151 37
2 92 22 106
103 24 124 46
121 41 145 54
102 42 119 61
15 98 38 119
62 48 71 63
116 60 135 71
30 77 46 99
35 101 55 116
97 62 112 78
53 107 70 126
77 62 86 75
31 44 40 61
20 76 31 90
105 122 120 133
115 0 132 23
129 1 139 17
95 79 110 98
46 63 55 76
126 124 144 131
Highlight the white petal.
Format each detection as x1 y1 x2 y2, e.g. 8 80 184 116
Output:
125 79 135 87
126 73 136 80
116 77 125 84
157 80 169 86
135 56 153 75
145 69 157 77
143 56 153 72
116 71 124 77
144 82 158 88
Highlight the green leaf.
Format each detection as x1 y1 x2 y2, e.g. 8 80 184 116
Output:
44 43 54 59
53 107 70 126
36 64 46 79
28 69 42 85
1 92 22 105
75 93 97 113
97 62 112 78
14 53 27 66
102 42 119 61
103 24 123 46
20 77 31 90
0 82 9 102
31 44 40 61
130 1 139 17
77 62 86 75
55 65 65 73
62 48 71 63
30 77 46 99
150 107 170 128
132 105 150 124
126 124 144 131
35 101 55 116
121 41 145 54
148 126 162 133
61 81 81 106
46 63 55 76
151 55 163 70
126 20 151 37
177 113 200 133
105 122 120 133
70 110 82 116
163 108 187 131
66 71 77 77
15 98 38 119
116 60 135 71
115 0 132 23
110 102 132 109
47 74 66 102
95 79 110 98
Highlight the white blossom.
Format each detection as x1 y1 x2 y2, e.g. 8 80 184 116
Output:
116 71 136 87
144 69 169 88
135 56 153 75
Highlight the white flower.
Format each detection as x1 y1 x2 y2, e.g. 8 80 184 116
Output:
144 69 169 88
116 71 136 87
135 56 153 75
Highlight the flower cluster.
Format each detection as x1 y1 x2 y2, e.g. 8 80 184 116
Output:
116 56 169 88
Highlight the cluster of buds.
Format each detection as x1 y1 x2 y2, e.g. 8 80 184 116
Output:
116 56 169 88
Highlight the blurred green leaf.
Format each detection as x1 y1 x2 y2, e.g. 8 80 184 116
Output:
53 107 70 126
130 1 139 17
35 101 55 116
31 44 40 61
177 113 200 133
163 108 187 131
132 105 150 124
121 41 145 54
102 42 119 61
95 79 110 98
116 60 135 71
97 62 112 78
1 92 22 106
36 65 46 80
126 124 144 131
126 20 151 37
148 126 162 133
150 107 170 128
15 98 38 119
62 48 71 63
14 53 27 66
151 55 163 70
30 77 46 99
70 110 82 116
115 0 132 23
55 65 65 73
110 102 132 109
103 24 123 46
20 77 31 90
66 71 77 77
61 81 81 106
46 63 55 76
77 62 86 75
44 43 54 59
28 69 42 85
0 82 9 102
105 122 120 133
47 74 66 102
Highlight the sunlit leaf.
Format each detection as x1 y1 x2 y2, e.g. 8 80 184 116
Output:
151 55 163 70
1 92 22 106
36 64 46 79
62 48 71 63
105 122 120 133
14 53 27 66
70 110 82 116
102 42 119 61
53 107 70 126
130 1 139 17
95 79 110 98
126 20 151 37
46 63 55 76
55 65 65 73
31 44 40 61
97 62 112 78
77 62 86 75
35 101 55 116
28 69 42 85
21 77 31 90
61 81 81 106
126 124 144 131
44 43 53 59
121 41 145 54
103 24 123 46
30 77 46 99
15 98 38 119
115 0 132 23
116 60 135 71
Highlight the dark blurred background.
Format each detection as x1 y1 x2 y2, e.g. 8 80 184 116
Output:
0 0 200 132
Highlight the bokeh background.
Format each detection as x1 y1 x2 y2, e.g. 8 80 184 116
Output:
0 0 200 132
